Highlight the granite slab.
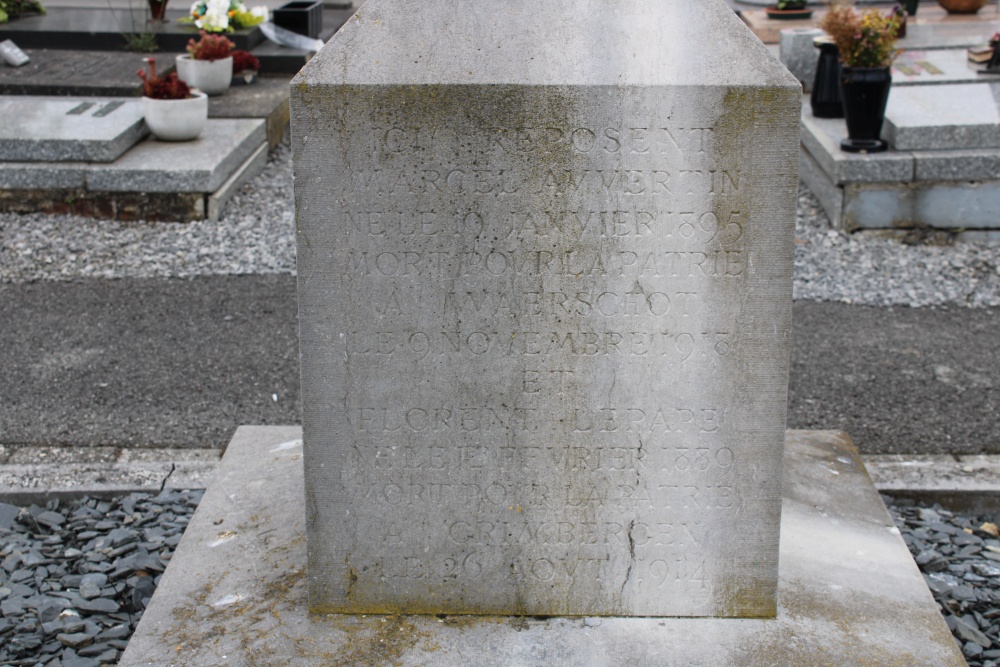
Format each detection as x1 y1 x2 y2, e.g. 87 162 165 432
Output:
884 82 1000 150
85 118 265 193
0 96 147 162
0 49 180 97
118 426 966 667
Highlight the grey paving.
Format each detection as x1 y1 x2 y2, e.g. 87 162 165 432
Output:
118 426 965 667
0 275 300 449
1 276 998 456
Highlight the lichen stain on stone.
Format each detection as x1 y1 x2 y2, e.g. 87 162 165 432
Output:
319 615 444 666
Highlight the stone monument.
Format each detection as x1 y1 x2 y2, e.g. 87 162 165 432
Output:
117 0 967 662
291 0 800 617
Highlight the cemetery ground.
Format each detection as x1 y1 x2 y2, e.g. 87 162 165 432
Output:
3 138 1000 665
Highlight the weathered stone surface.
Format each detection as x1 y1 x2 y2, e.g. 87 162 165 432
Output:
0 96 147 163
291 0 800 617
117 427 966 667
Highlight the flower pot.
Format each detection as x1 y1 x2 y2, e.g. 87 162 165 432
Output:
142 91 208 142
811 40 843 118
273 0 323 38
766 6 813 20
901 0 919 16
175 54 233 96
839 67 892 153
937 0 988 13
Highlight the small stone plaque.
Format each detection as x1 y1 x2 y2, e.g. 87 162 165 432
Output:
292 0 800 618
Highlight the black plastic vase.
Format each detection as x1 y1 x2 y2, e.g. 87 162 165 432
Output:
840 67 892 153
811 40 843 118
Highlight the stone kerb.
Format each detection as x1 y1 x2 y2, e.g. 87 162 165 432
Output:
291 0 801 618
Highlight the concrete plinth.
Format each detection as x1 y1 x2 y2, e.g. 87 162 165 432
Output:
119 426 964 666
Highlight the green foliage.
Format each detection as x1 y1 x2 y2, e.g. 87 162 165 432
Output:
776 0 807 9
0 0 45 24
123 31 159 52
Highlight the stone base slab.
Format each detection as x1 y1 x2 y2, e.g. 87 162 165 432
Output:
119 426 964 666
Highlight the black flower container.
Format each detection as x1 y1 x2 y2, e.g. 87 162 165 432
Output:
811 40 844 118
840 67 892 153
273 0 323 39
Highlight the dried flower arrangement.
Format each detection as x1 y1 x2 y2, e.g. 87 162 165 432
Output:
820 5 902 68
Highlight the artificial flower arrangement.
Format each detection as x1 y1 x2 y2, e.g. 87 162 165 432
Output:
184 0 267 33
0 0 45 24
819 4 902 68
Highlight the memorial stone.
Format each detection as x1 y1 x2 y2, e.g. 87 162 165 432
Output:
291 0 800 618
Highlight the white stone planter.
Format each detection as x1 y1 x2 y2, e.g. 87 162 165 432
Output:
175 55 233 96
142 92 208 142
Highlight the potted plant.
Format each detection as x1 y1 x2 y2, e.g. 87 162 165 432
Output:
766 0 812 20
820 5 901 153
901 0 919 17
138 57 208 142
231 49 260 85
176 30 234 96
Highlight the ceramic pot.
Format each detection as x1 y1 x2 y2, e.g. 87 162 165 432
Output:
811 40 843 118
175 55 233 96
936 0 988 13
901 0 919 16
142 91 208 142
839 67 892 153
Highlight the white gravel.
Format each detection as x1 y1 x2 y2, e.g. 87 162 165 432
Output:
3 143 1000 309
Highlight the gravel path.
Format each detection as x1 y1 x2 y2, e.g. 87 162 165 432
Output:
3 142 1000 308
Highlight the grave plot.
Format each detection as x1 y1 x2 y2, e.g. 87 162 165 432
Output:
801 81 1000 234
0 96 269 222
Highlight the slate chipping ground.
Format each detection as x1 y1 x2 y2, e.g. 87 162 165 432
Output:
4 144 1000 660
